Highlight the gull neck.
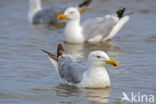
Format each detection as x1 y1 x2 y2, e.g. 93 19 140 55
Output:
28 0 42 23
64 18 84 43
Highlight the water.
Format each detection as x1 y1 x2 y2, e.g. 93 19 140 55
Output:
0 0 156 104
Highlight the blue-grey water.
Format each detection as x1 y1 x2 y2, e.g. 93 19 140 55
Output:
0 0 156 104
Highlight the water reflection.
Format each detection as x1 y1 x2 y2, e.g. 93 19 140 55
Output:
1 0 156 103
54 84 110 104
64 41 121 58
64 43 85 58
54 84 81 97
84 87 110 104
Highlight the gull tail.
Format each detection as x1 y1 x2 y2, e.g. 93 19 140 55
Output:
103 8 131 41
78 0 92 14
57 43 65 58
116 8 126 19
41 49 57 61
28 0 42 23
78 0 92 8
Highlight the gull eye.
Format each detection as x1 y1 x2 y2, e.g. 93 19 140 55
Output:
61 56 64 59
97 56 100 58
70 11 74 14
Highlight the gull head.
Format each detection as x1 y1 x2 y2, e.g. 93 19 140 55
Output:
88 51 119 67
57 7 80 20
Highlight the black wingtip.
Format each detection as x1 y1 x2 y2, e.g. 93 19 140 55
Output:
57 43 64 58
78 0 92 8
41 49 57 61
116 8 126 19
41 49 50 55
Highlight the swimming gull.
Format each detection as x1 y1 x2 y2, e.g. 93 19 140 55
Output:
41 43 118 88
28 0 92 24
58 7 131 43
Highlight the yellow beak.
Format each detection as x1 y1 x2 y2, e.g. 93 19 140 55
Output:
106 59 119 66
57 13 67 20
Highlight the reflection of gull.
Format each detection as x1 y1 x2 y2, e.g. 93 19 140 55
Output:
54 84 110 104
58 7 131 43
28 0 92 24
64 41 121 58
84 87 110 104
41 43 118 88
54 84 81 97
64 43 85 58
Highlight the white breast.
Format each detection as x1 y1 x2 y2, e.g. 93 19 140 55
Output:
80 68 111 88
103 16 130 41
64 21 85 43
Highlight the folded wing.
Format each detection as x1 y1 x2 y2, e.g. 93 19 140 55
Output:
58 57 87 84
82 15 119 42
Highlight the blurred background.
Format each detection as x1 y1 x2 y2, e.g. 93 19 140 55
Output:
0 0 156 104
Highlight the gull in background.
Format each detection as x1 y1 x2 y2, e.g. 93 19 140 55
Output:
58 7 132 43
41 43 118 88
28 0 92 24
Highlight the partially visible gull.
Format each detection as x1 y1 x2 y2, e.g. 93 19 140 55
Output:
28 0 92 24
41 43 118 88
58 7 132 43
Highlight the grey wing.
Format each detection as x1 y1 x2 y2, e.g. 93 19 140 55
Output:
82 15 119 41
59 59 86 84
33 7 65 24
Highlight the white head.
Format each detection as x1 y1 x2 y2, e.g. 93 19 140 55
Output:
57 7 80 20
88 51 118 67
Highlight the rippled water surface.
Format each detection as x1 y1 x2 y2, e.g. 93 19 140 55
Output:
0 0 156 104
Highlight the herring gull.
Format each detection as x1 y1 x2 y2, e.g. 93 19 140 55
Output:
28 0 92 24
41 43 118 88
57 7 131 43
